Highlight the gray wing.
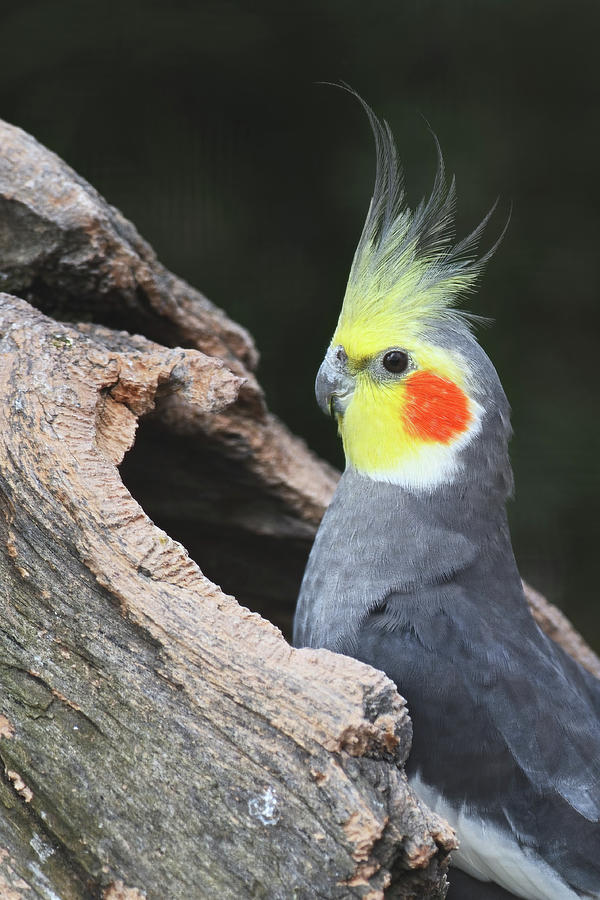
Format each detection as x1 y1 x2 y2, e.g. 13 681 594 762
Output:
353 583 600 896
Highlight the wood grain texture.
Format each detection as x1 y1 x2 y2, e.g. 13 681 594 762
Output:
0 296 454 898
0 116 338 638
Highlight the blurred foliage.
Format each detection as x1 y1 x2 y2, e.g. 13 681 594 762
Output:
1 0 598 647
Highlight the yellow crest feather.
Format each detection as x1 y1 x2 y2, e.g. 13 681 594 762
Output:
333 92 500 357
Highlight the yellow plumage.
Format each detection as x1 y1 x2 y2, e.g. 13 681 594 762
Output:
333 338 477 484
332 91 497 355
321 92 497 486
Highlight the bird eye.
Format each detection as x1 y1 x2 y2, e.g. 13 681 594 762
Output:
382 349 409 374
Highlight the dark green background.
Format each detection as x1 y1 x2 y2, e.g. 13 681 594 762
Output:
2 0 599 647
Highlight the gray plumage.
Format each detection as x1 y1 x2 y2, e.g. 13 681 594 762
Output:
295 94 600 897
295 323 600 897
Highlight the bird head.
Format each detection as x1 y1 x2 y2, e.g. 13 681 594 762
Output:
317 95 509 491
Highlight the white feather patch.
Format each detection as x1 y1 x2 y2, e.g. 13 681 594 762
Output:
360 395 485 491
410 773 586 899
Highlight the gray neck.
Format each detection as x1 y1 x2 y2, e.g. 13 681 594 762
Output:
294 394 518 652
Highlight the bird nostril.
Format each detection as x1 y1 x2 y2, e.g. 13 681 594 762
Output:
336 346 348 365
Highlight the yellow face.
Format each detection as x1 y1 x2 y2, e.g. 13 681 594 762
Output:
327 322 480 488
317 101 491 488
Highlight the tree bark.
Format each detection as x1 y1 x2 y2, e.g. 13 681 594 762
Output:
0 120 456 900
0 119 597 900
0 296 457 899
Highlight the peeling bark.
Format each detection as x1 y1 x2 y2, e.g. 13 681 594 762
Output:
0 296 454 898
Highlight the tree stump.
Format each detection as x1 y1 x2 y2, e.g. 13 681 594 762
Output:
0 119 597 899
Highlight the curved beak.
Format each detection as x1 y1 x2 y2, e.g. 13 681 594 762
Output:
315 346 354 417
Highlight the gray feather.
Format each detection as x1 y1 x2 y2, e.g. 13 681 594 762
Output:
294 328 600 897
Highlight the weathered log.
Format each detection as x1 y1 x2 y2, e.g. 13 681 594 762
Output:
0 293 456 899
0 116 338 640
2 117 598 664
1 119 598 900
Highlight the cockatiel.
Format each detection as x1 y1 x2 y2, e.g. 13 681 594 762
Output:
293 96 600 899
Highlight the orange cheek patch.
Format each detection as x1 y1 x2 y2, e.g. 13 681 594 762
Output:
403 371 472 444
